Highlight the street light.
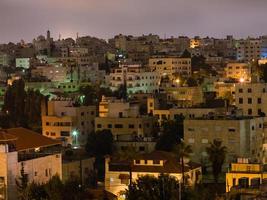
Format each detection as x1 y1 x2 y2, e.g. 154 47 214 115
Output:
239 77 245 83
72 130 78 147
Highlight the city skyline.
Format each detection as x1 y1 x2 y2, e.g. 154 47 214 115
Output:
1 0 267 43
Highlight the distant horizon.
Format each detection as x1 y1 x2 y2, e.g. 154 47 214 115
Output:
1 30 267 44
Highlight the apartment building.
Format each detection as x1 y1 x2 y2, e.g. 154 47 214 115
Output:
31 64 69 82
235 83 267 116
184 116 265 163
147 97 225 124
0 128 62 200
164 86 204 107
149 56 191 79
105 151 202 198
42 99 96 146
108 64 160 94
225 62 251 82
236 38 261 61
95 96 155 140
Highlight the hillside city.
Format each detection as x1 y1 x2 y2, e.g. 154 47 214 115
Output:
1 31 267 199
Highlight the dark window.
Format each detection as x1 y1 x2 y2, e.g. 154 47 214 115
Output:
81 112 84 116
153 160 160 165
108 124 112 128
60 131 70 136
91 111 95 115
144 160 148 164
228 128 235 132
115 124 123 128
46 122 49 126
252 126 255 130
81 121 84 126
258 109 262 116
258 98 262 104
97 124 102 128
248 98 252 104
129 124 135 128
135 160 140 164
139 146 145 151
248 109 252 115
119 112 123 118
248 88 252 93
239 88 243 93
239 98 243 104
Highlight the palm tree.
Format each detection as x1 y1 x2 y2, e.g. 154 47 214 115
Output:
206 139 227 183
174 141 192 187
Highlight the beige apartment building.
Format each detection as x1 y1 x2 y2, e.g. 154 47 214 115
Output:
225 63 251 82
105 151 202 199
42 99 96 146
96 96 155 140
164 86 204 107
0 128 62 200
147 97 225 124
184 116 265 164
149 56 191 79
235 83 267 116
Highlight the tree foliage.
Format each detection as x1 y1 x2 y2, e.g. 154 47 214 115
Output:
2 79 47 129
125 174 180 200
206 139 227 183
85 129 114 157
156 117 184 151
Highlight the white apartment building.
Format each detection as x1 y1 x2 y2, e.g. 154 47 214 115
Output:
108 64 160 94
42 99 96 146
0 128 62 200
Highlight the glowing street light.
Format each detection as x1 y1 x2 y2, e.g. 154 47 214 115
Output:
239 77 245 83
72 130 78 147
175 79 180 84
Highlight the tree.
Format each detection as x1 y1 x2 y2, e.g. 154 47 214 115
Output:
156 117 184 151
85 129 113 157
27 182 48 200
62 177 85 200
16 163 29 200
45 175 64 200
85 129 114 181
174 142 192 187
79 85 97 105
125 174 180 200
206 139 227 183
2 79 47 129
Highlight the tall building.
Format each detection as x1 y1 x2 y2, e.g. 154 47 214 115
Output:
235 83 267 116
184 116 264 163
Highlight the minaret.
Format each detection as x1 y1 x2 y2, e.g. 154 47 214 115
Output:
47 30 51 41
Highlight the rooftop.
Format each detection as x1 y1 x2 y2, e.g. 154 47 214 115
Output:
2 127 61 151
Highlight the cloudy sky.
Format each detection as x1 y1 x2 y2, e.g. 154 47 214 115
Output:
0 0 267 43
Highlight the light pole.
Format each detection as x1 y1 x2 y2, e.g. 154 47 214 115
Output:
72 130 78 147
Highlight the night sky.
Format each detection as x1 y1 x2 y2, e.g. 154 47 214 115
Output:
1 0 267 43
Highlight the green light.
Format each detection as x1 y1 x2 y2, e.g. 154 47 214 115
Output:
72 130 78 136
